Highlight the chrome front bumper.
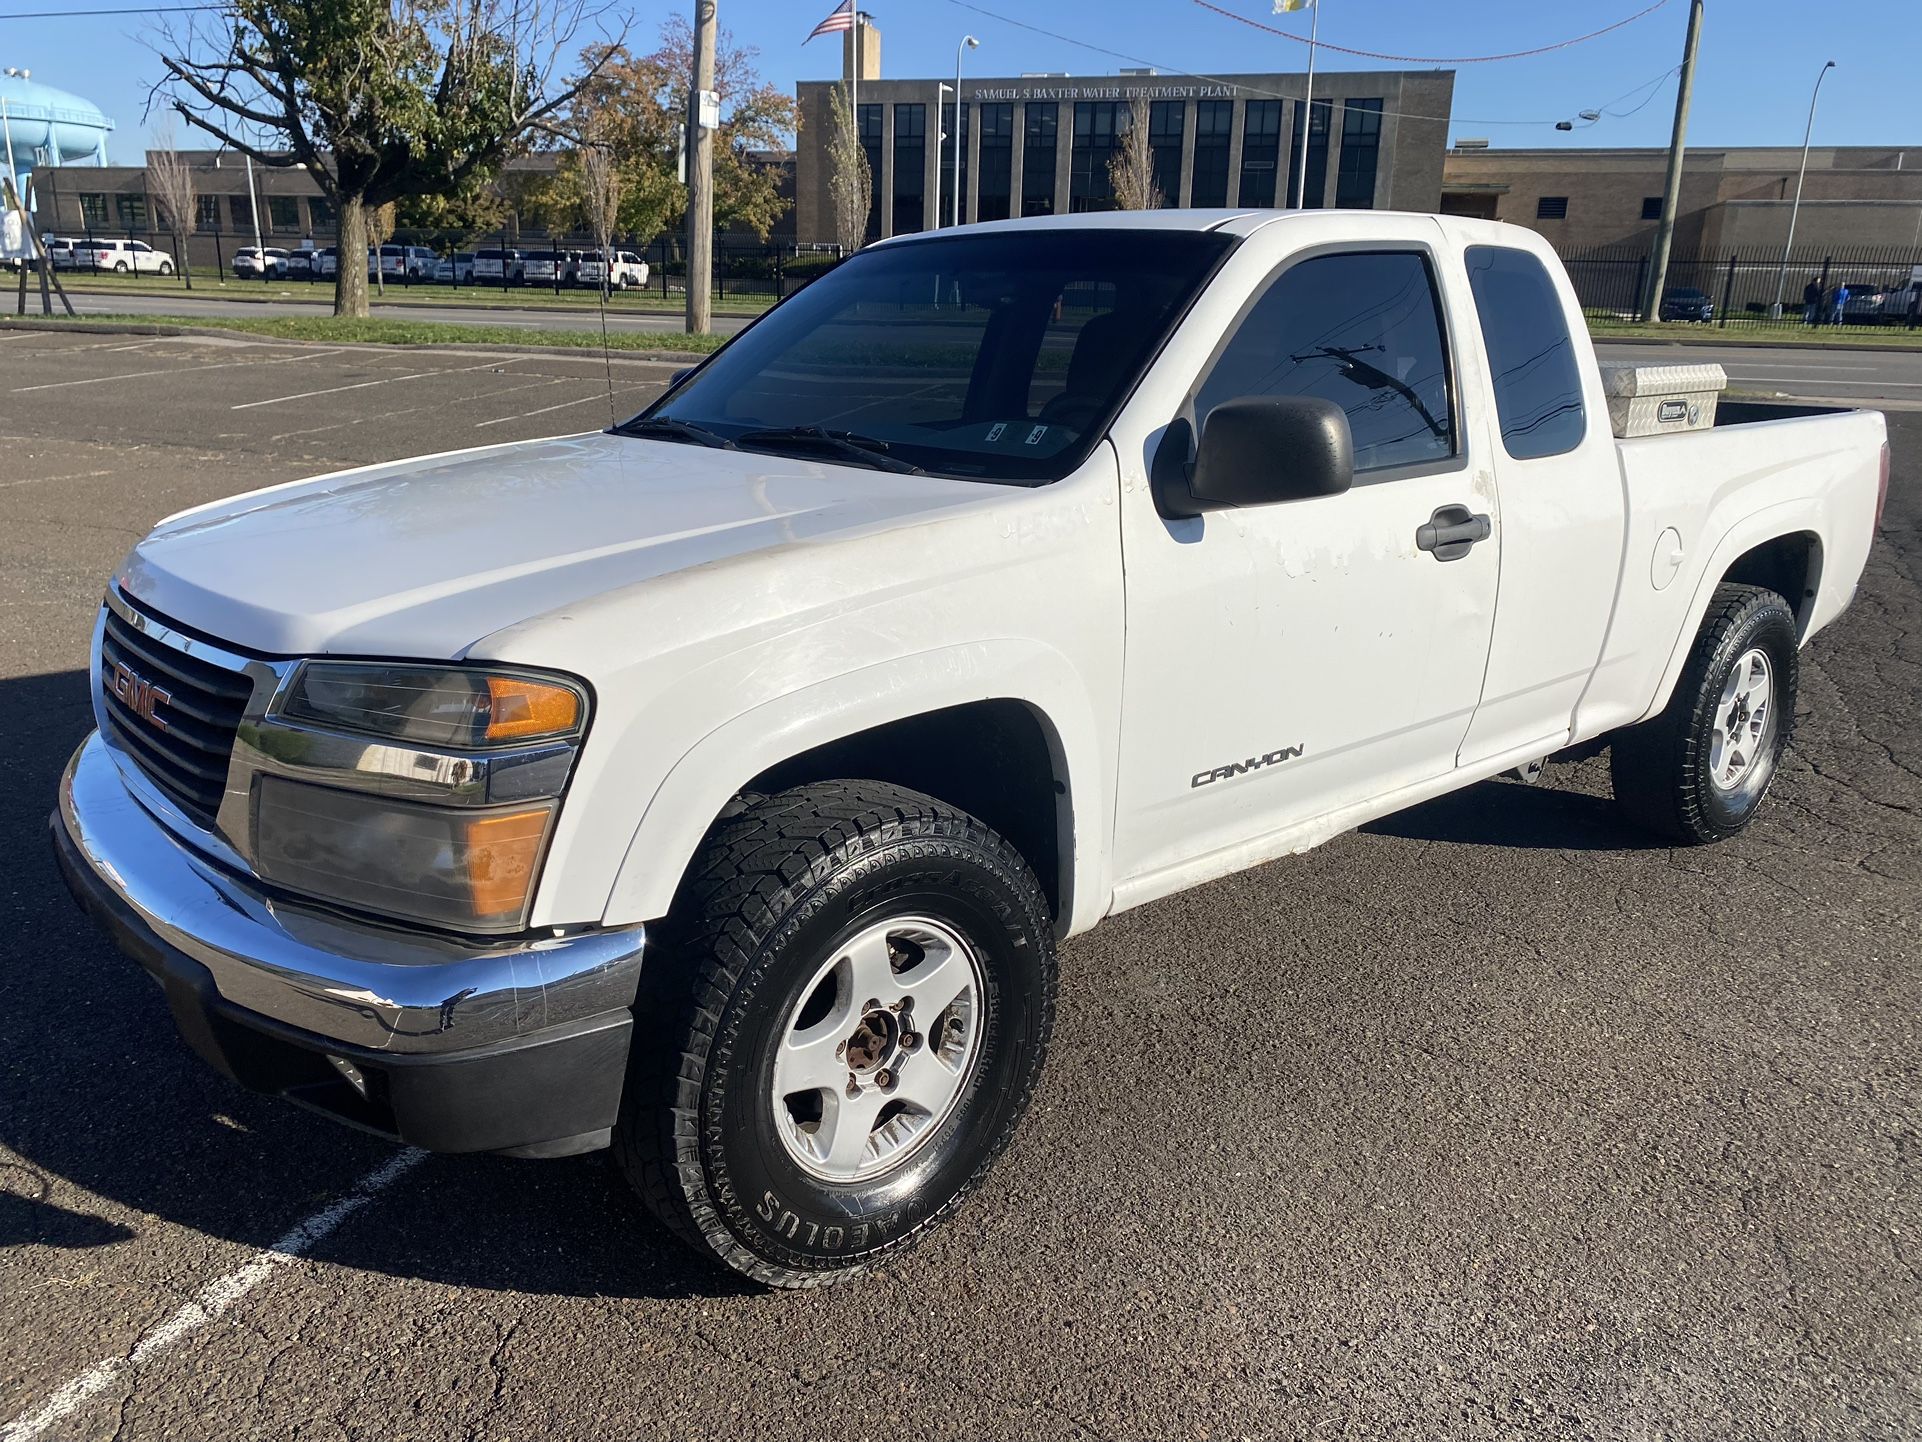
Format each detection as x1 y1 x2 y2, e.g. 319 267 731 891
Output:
56 730 645 1057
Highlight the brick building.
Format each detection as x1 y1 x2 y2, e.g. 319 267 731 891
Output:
793 21 1454 246
1441 144 1922 255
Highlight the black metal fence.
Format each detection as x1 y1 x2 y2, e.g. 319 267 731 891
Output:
1566 243 1922 330
41 223 840 304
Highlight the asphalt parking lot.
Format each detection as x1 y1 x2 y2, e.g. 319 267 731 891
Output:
1 329 1917 1440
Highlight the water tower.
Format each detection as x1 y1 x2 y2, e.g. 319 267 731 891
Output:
0 69 115 212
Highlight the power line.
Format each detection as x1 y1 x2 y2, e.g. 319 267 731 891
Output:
1191 0 1673 65
0 3 220 16
935 0 1678 132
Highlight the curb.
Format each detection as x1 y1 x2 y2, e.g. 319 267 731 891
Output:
1593 331 1922 356
0 317 713 366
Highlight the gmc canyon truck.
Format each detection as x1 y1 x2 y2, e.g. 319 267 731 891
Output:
53 211 1889 1287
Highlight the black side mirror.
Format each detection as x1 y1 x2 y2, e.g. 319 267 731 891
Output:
669 367 696 387
1154 396 1355 518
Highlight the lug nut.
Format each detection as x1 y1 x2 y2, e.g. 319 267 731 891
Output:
875 1068 895 1089
901 1031 921 1051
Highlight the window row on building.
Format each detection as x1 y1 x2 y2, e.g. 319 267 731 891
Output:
854 94 1385 240
1532 195 1667 222
71 190 336 236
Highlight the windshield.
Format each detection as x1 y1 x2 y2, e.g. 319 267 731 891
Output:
625 228 1233 484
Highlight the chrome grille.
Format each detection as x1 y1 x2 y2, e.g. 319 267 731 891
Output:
99 602 253 828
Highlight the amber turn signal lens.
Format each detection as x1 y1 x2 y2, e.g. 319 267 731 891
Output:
463 808 552 920
485 676 581 742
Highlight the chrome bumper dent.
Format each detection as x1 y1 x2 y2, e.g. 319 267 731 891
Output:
57 730 644 1055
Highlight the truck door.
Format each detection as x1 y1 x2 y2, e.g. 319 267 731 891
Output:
1110 239 1500 893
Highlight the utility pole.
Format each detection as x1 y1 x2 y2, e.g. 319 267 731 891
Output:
686 0 718 334
1640 0 1704 322
1772 60 1835 317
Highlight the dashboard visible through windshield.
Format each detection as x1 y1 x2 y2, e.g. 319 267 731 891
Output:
619 229 1234 484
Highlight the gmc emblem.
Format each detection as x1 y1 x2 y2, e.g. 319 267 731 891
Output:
110 659 173 733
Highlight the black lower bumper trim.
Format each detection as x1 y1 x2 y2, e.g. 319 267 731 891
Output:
53 811 632 1157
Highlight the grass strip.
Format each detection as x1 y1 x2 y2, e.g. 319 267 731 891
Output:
2 312 730 354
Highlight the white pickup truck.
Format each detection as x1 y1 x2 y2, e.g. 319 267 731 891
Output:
53 211 1889 1288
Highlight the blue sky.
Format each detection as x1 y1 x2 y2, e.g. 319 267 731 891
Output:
9 0 1918 159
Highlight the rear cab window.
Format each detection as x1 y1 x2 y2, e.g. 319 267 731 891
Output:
1463 246 1586 460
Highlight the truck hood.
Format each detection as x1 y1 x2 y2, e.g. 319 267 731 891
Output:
117 431 999 658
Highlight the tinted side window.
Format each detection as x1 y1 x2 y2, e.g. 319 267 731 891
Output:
1464 245 1586 460
1196 251 1454 474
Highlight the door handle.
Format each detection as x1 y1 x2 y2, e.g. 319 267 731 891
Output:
1415 504 1492 562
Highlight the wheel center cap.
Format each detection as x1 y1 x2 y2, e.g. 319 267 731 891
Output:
845 1009 899 1074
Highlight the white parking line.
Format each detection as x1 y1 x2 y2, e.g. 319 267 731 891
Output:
231 358 518 410
472 391 615 427
11 348 336 393
0 1149 424 1442
265 376 573 442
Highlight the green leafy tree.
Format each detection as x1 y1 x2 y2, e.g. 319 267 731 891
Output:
561 20 798 247
157 0 610 316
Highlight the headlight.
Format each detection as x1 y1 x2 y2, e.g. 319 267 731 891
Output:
246 661 591 932
254 777 554 930
279 662 585 748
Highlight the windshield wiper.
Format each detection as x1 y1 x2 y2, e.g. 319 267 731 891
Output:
612 416 737 449
733 426 924 474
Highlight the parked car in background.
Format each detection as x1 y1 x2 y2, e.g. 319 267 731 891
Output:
572 249 651 290
39 236 79 270
1840 282 1893 325
472 247 524 285
233 246 292 279
75 239 176 276
1659 287 1714 323
376 244 438 280
286 249 319 280
311 246 339 279
433 252 477 285
521 248 574 286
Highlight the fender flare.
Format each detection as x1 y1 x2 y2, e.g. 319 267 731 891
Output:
599 639 1111 935
1639 499 1826 724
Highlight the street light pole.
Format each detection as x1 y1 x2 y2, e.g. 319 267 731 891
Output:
952 35 978 227
1639 0 1704 322
932 82 952 231
1772 59 1835 318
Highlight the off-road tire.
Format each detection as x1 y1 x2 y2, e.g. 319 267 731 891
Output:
1611 582 1799 843
613 780 1057 1288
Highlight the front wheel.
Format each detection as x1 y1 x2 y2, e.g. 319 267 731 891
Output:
1611 582 1799 843
614 780 1057 1288
158 261 174 276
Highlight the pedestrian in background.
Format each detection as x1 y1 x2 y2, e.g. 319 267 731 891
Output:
1830 282 1851 326
1802 276 1824 326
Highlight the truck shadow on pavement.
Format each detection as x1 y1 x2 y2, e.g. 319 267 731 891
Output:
3 666 1661 1300
1362 770 1669 852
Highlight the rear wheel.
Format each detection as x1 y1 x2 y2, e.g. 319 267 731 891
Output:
1611 582 1799 843
614 780 1057 1288
113 260 128 274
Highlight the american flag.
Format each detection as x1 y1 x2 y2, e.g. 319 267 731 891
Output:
806 0 855 41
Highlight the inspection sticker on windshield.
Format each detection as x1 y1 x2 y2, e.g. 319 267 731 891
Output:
1025 425 1048 445
985 422 1007 442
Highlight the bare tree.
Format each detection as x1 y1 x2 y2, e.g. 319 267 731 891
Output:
577 123 623 296
156 0 617 318
1108 96 1162 212
145 129 196 289
825 82 870 253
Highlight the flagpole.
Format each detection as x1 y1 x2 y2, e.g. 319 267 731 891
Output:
1292 0 1318 208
